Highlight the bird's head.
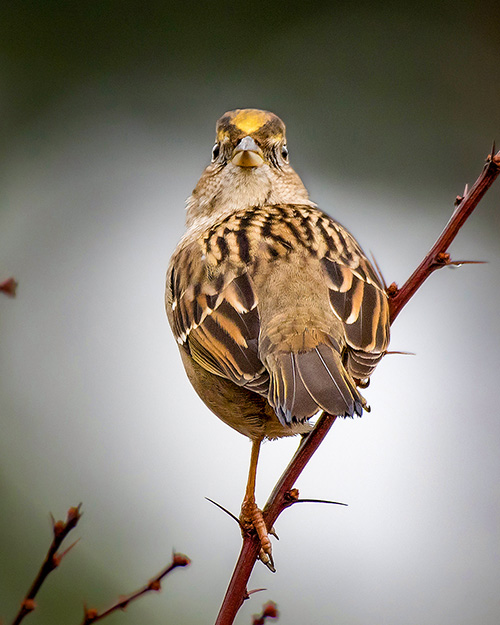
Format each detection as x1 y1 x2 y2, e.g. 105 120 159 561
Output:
186 109 314 227
214 109 288 169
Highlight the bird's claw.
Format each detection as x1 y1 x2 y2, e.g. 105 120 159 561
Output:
241 500 276 572
259 547 276 572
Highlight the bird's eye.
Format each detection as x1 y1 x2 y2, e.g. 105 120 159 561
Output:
281 144 289 162
211 143 220 161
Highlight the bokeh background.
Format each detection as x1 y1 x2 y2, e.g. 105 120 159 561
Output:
1 2 499 623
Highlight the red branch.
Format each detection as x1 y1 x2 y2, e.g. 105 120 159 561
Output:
214 147 500 625
11 505 82 625
8 507 190 625
388 148 500 321
81 552 191 624
215 414 337 624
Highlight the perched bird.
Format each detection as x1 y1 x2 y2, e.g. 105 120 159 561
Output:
166 109 390 570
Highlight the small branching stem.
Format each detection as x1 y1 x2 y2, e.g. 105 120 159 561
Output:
11 505 82 625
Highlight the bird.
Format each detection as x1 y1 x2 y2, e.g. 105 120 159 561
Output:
165 108 390 570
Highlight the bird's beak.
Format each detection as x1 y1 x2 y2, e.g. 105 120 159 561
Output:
231 136 264 168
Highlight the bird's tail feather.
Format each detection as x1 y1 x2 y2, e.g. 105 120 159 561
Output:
267 343 363 426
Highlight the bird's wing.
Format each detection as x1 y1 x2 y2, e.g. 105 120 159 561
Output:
318 215 390 378
167 236 269 394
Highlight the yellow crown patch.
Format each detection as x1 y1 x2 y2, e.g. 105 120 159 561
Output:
231 109 270 135
216 109 286 142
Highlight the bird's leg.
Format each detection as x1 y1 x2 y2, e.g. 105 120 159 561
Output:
240 437 275 572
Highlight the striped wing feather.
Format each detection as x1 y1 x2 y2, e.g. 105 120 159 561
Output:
169 249 269 394
320 228 389 380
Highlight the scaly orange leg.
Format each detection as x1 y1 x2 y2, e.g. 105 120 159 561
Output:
240 438 276 572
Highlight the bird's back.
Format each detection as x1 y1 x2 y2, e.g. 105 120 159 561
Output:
167 202 390 429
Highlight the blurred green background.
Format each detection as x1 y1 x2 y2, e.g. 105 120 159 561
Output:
1 1 499 624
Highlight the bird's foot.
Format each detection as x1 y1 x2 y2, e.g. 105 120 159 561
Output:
240 499 276 572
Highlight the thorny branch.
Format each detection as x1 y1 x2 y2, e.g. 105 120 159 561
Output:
11 505 82 625
8 507 190 625
215 147 500 625
81 552 191 624
388 146 500 321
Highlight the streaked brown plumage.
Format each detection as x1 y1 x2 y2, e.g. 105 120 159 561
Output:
166 109 390 569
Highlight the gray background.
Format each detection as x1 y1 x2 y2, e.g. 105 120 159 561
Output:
1 2 499 623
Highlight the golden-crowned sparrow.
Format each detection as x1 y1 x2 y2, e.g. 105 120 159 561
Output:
166 109 390 570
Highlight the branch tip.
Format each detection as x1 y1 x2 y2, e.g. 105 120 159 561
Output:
172 552 191 567
0 277 17 297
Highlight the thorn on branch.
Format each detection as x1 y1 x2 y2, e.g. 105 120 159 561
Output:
434 252 486 269
447 259 486 268
246 588 267 599
56 538 82 565
454 183 469 207
489 140 496 161
292 498 348 506
206 497 242 527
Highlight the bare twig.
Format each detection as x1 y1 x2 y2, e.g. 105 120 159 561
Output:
11 505 82 625
215 147 500 625
9 508 190 625
388 148 500 321
0 277 18 297
81 552 191 624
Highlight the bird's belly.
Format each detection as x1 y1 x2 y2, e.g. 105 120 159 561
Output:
179 347 310 440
